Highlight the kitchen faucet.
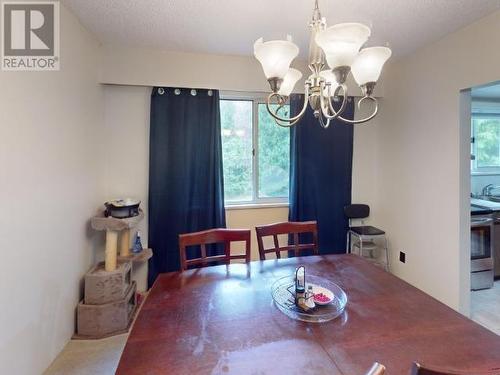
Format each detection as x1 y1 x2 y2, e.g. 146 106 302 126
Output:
482 184 494 196
481 183 500 196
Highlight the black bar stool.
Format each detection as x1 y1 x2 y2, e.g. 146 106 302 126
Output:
344 204 389 271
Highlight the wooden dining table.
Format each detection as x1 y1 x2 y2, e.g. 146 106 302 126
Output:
116 254 500 374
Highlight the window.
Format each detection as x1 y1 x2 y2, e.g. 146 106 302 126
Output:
220 96 290 206
471 116 500 172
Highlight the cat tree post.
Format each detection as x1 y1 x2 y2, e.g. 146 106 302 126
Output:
105 230 119 271
120 229 131 257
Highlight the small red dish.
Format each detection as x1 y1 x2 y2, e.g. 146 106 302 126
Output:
310 284 334 305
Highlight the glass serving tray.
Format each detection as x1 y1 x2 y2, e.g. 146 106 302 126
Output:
271 275 347 323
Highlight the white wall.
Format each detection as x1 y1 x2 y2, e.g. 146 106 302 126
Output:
100 46 291 93
375 9 500 312
0 5 104 375
102 85 150 288
99 45 385 97
352 98 384 221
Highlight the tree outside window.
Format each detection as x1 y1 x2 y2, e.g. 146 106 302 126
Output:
472 117 500 171
220 98 290 205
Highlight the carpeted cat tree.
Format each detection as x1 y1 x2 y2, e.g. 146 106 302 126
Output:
74 210 152 339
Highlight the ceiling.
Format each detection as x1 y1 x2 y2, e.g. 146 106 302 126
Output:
63 0 500 59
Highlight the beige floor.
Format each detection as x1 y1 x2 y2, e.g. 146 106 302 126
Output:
43 334 128 375
471 280 500 335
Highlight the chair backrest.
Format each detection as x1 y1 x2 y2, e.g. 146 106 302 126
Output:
411 362 500 375
344 204 370 219
255 221 318 260
178 228 251 271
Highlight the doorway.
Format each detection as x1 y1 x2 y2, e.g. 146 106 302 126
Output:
466 81 500 335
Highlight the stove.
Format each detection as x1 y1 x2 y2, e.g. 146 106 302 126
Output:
471 204 494 290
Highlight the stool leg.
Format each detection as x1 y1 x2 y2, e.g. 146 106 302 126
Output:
105 230 118 272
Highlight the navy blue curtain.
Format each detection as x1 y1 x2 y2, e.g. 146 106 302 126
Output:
148 87 226 285
289 95 354 254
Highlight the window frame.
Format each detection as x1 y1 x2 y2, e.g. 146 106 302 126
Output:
220 91 290 208
471 113 500 174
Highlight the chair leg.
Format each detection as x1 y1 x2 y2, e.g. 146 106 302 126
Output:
360 236 363 258
352 234 359 256
346 231 350 254
365 237 375 258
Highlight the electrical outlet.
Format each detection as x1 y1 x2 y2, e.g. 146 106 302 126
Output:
399 251 406 263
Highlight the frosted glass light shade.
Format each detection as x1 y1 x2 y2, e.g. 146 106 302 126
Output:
319 70 339 96
254 37 299 80
351 46 392 85
278 68 302 96
315 23 371 69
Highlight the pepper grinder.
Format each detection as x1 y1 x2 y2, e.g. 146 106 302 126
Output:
295 266 315 311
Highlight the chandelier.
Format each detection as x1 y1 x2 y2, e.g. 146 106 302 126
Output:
253 0 391 128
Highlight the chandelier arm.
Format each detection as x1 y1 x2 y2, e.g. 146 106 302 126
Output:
327 84 348 117
317 112 332 129
337 96 379 124
319 83 348 120
265 84 311 124
273 117 303 127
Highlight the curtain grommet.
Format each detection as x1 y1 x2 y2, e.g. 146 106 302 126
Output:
174 89 181 95
207 90 213 96
191 89 197 96
157 88 165 95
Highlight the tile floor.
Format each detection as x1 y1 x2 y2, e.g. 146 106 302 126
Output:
43 334 127 375
471 280 500 335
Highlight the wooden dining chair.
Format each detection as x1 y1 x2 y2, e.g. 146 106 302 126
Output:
411 362 500 375
255 221 318 260
178 228 251 271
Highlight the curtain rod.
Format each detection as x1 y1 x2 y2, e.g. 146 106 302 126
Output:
100 82 270 94
100 82 373 98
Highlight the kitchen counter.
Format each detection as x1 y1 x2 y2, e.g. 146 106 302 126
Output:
471 204 493 215
471 198 500 213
